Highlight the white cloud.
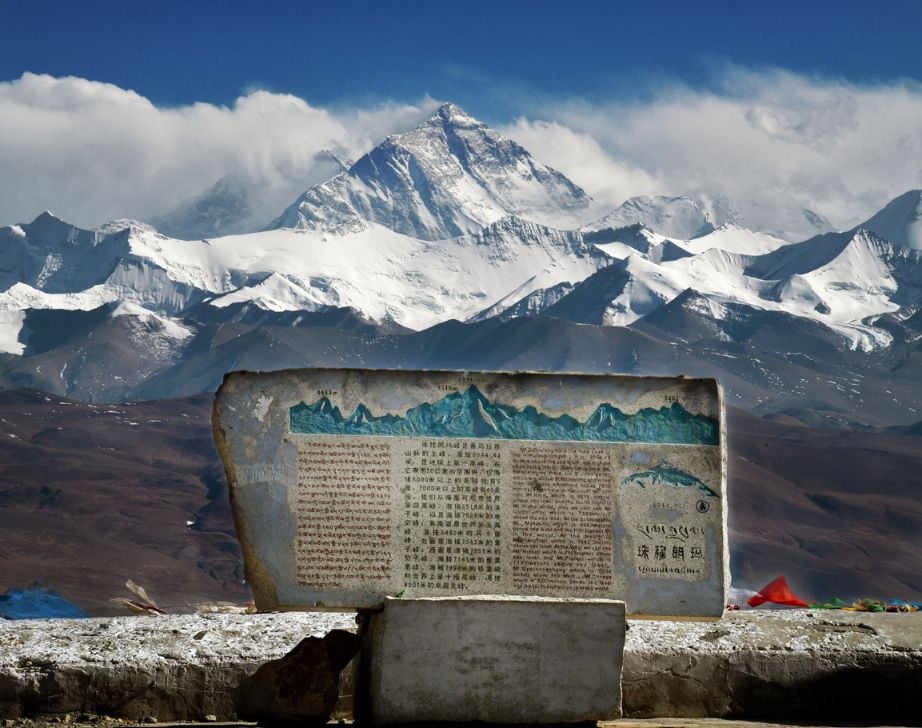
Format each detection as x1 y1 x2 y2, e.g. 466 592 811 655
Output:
0 73 437 229
500 119 659 221
2 69 922 240
511 68 922 237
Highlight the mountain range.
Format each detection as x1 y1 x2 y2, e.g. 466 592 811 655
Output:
1 104 922 430
289 384 719 444
2 103 922 610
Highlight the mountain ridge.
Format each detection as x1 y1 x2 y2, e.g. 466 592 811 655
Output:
0 106 921 429
856 189 922 250
289 384 720 444
269 102 592 239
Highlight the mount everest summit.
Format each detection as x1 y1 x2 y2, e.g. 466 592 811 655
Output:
269 103 591 238
2 103 922 427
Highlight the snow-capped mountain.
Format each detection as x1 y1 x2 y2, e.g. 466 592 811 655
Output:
152 153 349 241
679 223 789 256
583 195 716 240
151 176 254 241
0 211 610 338
1 103 922 426
0 211 131 293
582 195 828 245
543 228 921 352
856 189 922 250
269 103 592 238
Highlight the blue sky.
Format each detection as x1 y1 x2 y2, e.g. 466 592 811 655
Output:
2 1 922 233
3 0 922 118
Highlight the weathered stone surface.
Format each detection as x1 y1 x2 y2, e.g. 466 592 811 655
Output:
366 595 626 724
234 629 360 724
6 611 916 723
214 368 727 616
0 718 876 728
0 612 354 720
624 609 922 725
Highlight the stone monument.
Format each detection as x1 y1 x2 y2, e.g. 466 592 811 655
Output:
215 367 726 723
213 367 727 617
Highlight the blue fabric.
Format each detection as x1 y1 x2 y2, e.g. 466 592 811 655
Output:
0 587 87 619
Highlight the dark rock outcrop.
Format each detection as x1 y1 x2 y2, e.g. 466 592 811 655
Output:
234 629 361 724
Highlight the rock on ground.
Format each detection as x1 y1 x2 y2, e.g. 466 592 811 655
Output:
234 630 361 724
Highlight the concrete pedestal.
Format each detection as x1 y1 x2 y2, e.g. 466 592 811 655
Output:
365 595 626 724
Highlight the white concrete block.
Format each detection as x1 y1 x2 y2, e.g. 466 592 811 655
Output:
367 595 625 724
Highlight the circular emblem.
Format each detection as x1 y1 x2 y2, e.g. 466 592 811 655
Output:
696 500 710 514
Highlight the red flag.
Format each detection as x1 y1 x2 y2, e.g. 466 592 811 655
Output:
747 575 808 608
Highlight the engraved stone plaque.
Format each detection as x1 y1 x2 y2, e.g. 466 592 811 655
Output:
213 368 727 616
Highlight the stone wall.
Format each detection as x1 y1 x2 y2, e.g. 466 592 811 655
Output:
2 610 920 724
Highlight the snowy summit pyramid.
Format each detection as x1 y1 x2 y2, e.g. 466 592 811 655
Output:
269 102 591 239
584 195 715 240
856 189 922 250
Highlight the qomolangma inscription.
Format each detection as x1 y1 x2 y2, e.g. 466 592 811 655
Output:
400 439 503 591
214 368 727 616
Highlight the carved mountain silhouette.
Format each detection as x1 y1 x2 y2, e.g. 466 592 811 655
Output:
289 385 718 445
622 461 719 497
